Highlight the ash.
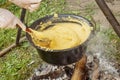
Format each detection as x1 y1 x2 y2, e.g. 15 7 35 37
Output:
29 55 120 80
29 63 75 80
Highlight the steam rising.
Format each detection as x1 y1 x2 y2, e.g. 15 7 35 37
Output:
86 26 119 77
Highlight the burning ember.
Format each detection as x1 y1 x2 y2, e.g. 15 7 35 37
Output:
29 54 120 80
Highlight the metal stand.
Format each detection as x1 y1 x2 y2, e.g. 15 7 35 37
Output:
95 0 120 37
16 8 26 45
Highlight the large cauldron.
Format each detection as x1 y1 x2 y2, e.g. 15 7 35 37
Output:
26 14 93 65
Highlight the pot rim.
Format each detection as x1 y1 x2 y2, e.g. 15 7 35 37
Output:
26 14 93 52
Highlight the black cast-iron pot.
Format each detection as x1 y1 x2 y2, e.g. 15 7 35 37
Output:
26 14 93 65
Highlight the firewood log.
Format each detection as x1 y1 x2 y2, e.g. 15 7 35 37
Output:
91 56 99 80
71 54 87 80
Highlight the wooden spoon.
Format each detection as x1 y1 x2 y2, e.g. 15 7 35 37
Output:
17 23 51 47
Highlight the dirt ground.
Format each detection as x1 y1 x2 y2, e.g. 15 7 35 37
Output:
65 0 120 28
64 0 120 79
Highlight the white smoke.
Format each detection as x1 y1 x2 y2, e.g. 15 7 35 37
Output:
86 26 119 77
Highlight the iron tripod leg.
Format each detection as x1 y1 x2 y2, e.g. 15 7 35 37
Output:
95 0 120 37
16 8 26 45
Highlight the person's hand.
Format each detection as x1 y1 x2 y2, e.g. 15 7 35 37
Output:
9 0 42 12
0 8 26 31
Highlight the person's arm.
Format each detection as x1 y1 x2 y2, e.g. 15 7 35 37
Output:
0 8 26 31
9 0 42 12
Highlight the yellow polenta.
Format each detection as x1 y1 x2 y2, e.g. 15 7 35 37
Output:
30 21 92 50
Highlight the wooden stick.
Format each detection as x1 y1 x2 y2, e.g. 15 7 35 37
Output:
71 54 87 80
0 36 26 57
92 56 99 80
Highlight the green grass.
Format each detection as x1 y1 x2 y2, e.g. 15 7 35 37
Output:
0 44 41 80
26 0 65 26
0 0 65 80
101 28 120 62
0 29 17 50
0 45 41 80
0 0 120 80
